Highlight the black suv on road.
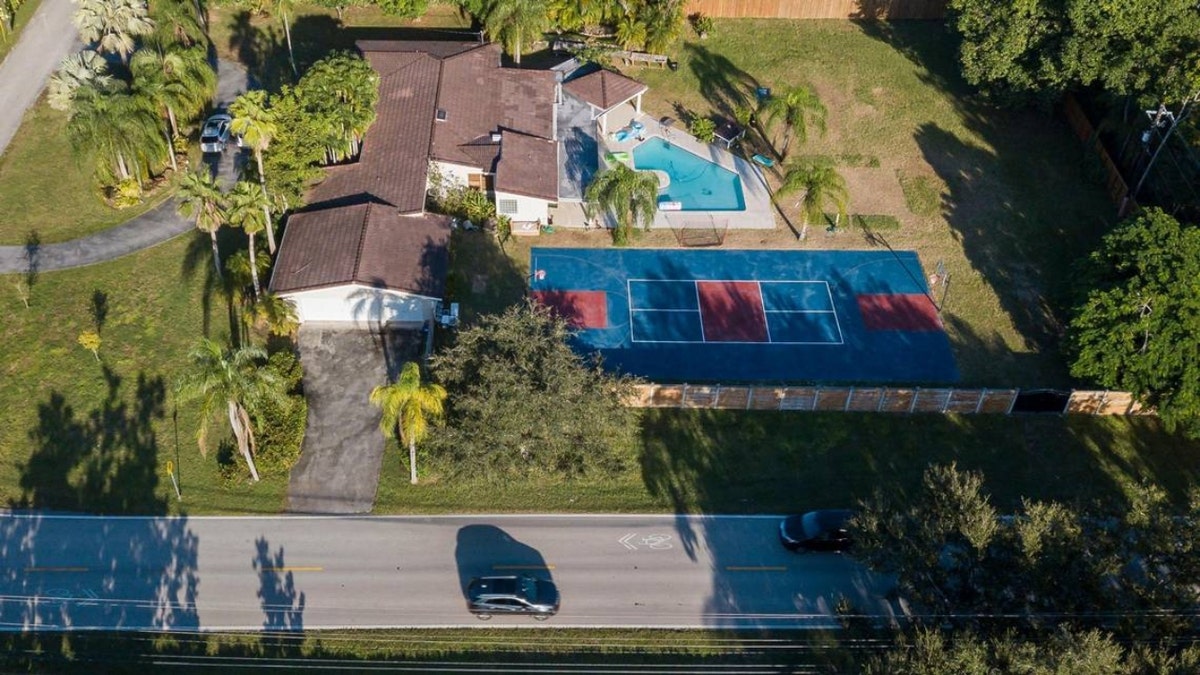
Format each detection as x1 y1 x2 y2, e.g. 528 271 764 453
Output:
466 575 560 620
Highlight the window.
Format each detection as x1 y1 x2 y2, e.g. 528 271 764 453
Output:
435 108 447 121
498 198 519 215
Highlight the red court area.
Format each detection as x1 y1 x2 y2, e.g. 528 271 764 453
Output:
532 290 608 329
857 294 942 331
697 281 768 342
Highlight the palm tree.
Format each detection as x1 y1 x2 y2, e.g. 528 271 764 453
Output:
615 15 646 51
131 46 215 140
642 0 684 54
230 90 279 252
67 82 167 185
298 53 379 163
760 84 827 160
584 163 659 245
178 168 227 278
244 291 299 337
48 50 113 112
272 0 297 77
774 161 849 240
146 0 205 49
481 0 547 66
226 180 270 298
73 0 155 63
176 339 286 483
370 361 447 485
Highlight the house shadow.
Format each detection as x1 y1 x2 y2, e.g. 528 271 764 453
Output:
453 524 553 600
1 366 200 665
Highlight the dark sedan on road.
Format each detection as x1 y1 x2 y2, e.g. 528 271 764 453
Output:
467 574 560 620
779 510 855 553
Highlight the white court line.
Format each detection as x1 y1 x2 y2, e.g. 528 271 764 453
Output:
625 278 844 345
757 280 772 343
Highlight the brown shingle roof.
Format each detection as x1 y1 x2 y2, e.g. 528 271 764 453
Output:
563 69 647 112
429 43 556 169
270 203 451 297
495 131 558 200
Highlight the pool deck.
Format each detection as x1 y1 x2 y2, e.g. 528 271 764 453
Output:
597 106 776 231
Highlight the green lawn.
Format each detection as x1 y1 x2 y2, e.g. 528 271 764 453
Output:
0 99 170 244
0 234 289 514
0 0 42 65
622 20 1114 387
375 408 1200 514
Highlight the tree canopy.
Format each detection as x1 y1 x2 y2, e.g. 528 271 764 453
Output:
948 0 1200 102
427 302 641 480
854 463 1200 641
1067 209 1200 436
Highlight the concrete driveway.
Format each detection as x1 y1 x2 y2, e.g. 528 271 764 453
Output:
287 325 425 514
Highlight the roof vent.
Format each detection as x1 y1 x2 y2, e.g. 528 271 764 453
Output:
435 109 448 121
490 132 502 143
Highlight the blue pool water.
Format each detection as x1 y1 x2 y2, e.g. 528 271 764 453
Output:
632 138 746 211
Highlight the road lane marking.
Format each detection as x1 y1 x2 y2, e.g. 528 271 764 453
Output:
492 564 556 571
258 566 324 572
725 565 788 572
25 567 89 573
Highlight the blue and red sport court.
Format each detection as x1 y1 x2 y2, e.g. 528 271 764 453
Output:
529 248 958 383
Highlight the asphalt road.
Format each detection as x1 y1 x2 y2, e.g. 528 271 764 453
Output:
0 513 900 631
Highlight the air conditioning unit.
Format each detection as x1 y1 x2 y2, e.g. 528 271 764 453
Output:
438 302 460 327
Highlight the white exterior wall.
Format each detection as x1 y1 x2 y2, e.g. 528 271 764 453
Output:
281 284 438 327
495 191 550 223
431 161 478 191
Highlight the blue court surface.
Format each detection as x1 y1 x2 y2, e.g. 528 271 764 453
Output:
529 248 959 384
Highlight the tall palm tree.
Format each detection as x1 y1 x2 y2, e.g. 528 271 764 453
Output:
272 0 297 77
146 0 205 49
760 84 827 160
131 46 215 140
48 50 113 112
73 0 155 63
615 14 646 51
230 90 279 252
584 163 659 245
370 361 447 485
178 169 227 278
642 0 684 55
481 0 547 66
298 53 379 163
176 339 286 483
67 82 166 185
226 180 270 298
774 161 849 240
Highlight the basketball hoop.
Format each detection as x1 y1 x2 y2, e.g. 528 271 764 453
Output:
533 269 546 281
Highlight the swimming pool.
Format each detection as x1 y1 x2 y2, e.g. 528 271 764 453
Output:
632 138 746 211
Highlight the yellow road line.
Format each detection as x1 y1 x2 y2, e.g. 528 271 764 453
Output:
25 567 89 573
492 564 556 571
259 566 324 572
725 565 788 572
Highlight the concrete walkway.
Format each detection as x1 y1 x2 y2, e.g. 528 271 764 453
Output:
287 327 425 514
0 0 78 158
0 60 249 275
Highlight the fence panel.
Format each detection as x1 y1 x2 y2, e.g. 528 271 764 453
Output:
685 0 947 20
628 384 1138 417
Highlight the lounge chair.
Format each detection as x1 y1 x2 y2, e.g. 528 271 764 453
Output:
752 154 775 168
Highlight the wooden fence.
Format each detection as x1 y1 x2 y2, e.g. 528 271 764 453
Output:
1062 94 1134 217
684 0 947 20
626 384 1151 416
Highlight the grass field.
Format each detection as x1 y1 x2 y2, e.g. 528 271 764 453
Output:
0 99 170 244
0 234 289 514
622 20 1115 387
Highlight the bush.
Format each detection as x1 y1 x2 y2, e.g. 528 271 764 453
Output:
688 117 716 143
250 349 307 478
689 12 714 37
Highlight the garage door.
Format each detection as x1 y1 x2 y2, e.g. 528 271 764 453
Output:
288 287 433 326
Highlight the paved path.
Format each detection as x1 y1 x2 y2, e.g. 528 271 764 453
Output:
0 0 78 158
0 60 249 275
0 513 900 631
288 327 426 514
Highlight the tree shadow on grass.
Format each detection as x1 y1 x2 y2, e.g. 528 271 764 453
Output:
444 231 526 326
1 366 200 666
180 229 244 345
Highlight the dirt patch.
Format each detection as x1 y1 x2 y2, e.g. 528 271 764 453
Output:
840 167 908 218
